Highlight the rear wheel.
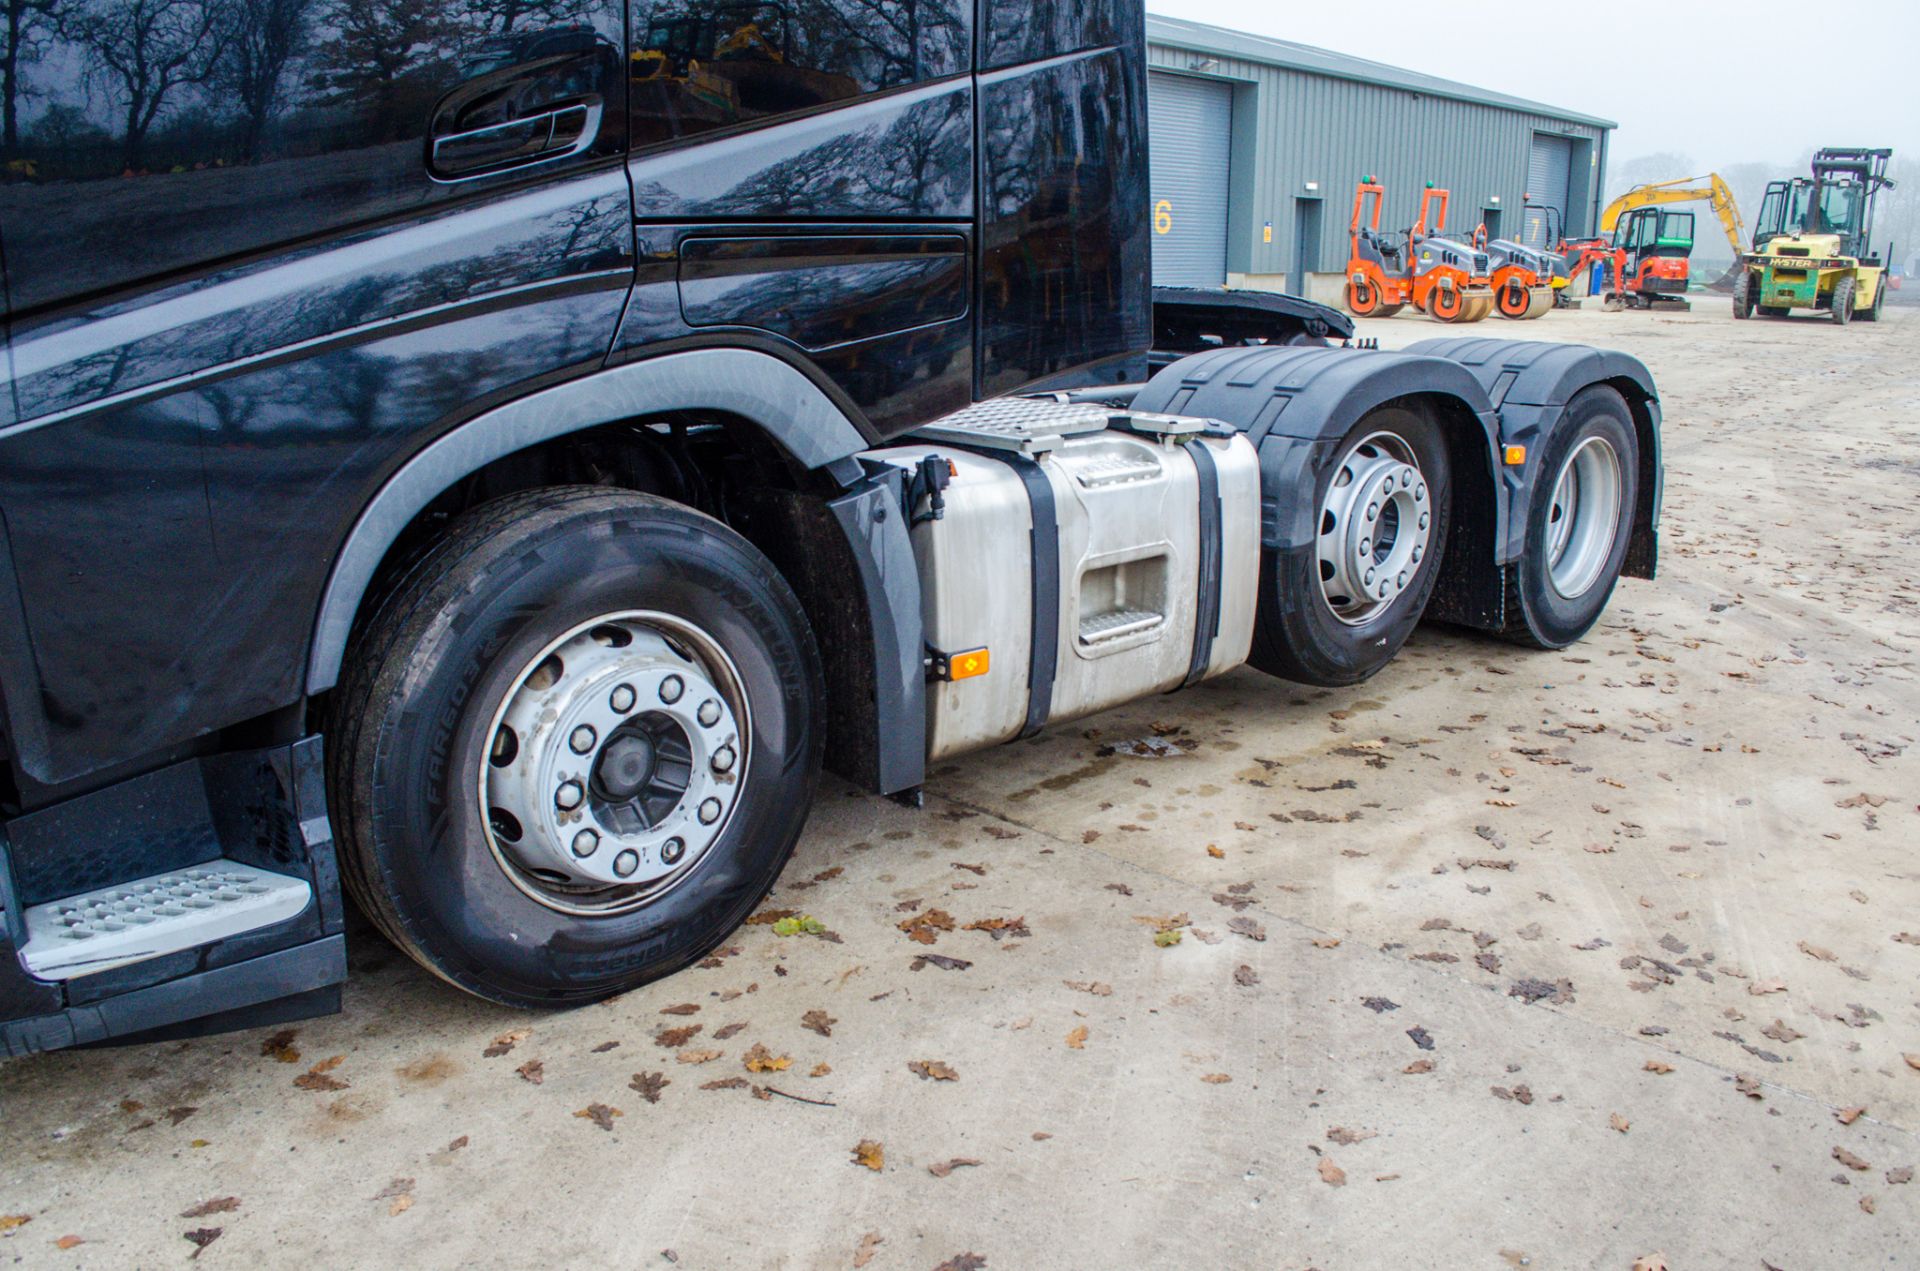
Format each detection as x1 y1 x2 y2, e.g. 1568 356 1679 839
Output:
1831 275 1855 325
1249 406 1452 686
1502 387 1640 649
1732 270 1754 319
1496 281 1532 319
329 487 822 1007
1347 278 1382 316
1856 275 1883 323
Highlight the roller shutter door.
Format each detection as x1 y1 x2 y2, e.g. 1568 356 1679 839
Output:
1147 72 1232 288
1527 134 1574 244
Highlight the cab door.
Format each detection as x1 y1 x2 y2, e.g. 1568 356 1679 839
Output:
0 0 633 792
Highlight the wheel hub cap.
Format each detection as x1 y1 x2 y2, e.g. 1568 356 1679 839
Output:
1317 431 1431 625
481 614 748 907
1546 436 1623 599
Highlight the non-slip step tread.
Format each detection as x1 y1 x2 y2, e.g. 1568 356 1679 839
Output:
20 860 312 981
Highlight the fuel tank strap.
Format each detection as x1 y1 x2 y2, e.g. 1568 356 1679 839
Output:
997 454 1059 739
1180 439 1223 689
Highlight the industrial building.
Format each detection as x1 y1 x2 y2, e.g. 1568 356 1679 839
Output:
1145 15 1616 301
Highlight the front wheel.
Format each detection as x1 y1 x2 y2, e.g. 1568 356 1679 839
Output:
1347 278 1382 316
1501 387 1640 649
1249 406 1453 686
1857 276 1883 322
328 487 823 1007
1732 270 1755 319
1831 275 1855 325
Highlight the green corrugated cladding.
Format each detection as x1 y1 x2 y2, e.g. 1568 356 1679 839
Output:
1146 16 1613 282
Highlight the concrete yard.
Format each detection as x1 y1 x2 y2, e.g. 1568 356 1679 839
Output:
2 302 1916 1269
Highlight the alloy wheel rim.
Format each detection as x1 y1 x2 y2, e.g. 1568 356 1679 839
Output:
478 611 751 917
1545 436 1623 599
1316 430 1431 625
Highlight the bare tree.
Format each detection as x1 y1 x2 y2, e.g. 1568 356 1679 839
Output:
218 0 311 162
459 0 592 36
74 0 229 168
2 0 64 153
308 0 461 135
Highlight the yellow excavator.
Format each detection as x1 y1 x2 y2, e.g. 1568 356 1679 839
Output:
1599 173 1748 294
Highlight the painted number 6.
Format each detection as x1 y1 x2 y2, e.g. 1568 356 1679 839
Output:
1154 200 1173 235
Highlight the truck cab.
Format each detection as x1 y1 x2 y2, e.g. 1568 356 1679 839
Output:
0 1 1661 1055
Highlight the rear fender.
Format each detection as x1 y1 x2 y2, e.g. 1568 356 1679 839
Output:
1404 337 1662 579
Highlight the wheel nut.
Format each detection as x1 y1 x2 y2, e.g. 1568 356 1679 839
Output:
698 797 722 825
697 699 721 728
556 780 584 810
661 837 686 865
1412 546 1424 563
613 850 639 878
711 745 737 773
1416 484 1427 502
569 725 596 754
1419 513 1430 530
1398 572 1408 588
1364 569 1376 586
659 675 684 705
610 684 636 714
1366 502 1380 520
572 829 599 858
1359 538 1372 557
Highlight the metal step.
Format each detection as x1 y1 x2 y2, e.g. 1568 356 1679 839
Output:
20 861 313 981
914 397 1113 454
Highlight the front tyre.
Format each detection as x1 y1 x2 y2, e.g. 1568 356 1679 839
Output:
1732 269 1754 319
328 487 822 1007
1501 387 1640 650
1249 406 1452 686
1831 275 1855 325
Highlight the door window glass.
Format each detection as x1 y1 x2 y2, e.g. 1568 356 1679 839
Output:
627 0 968 149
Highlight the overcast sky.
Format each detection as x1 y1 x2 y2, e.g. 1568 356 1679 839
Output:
1149 0 1920 170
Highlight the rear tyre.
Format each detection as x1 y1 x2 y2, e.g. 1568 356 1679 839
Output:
1831 275 1855 325
328 487 823 1007
1428 284 1466 322
1347 279 1381 316
1732 270 1754 319
1501 387 1640 650
1496 281 1531 319
1249 406 1452 687
1856 275 1883 323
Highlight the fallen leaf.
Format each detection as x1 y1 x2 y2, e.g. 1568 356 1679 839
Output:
1735 1074 1764 1099
809 1063 831 1077
1201 1073 1232 1084
483 1029 531 1058
1834 1146 1871 1171
701 1077 749 1090
1761 1020 1805 1044
1206 845 1225 859
1063 980 1113 996
852 1139 884 1172
1327 1127 1376 1146
183 1227 222 1258
853 1232 883 1268
1065 1026 1089 1050
659 1003 700 1016
931 1255 986 1271
388 1194 414 1217
1404 1059 1434 1074
1860 1195 1877 1215
179 1198 240 1219
1798 941 1837 962
516 1059 544 1085
1630 1256 1668 1271
55 1235 84 1250
909 1059 959 1082
0 1216 30 1233
625 1071 668 1104
656 1025 702 1049
1747 979 1787 997
711 1023 746 1041
743 1044 791 1074
1406 1026 1435 1051
675 1049 723 1065
910 953 973 971
745 908 798 925
1317 1157 1346 1187
801 1010 836 1038
927 1157 982 1177
1903 1054 1920 1071
1837 1106 1867 1125
574 1103 622 1130
898 909 956 945
259 1029 301 1063
1227 917 1267 942
1233 964 1260 987
293 1056 349 1092
772 915 825 937
1644 1060 1674 1075
1887 1167 1913 1185
1313 936 1341 949
1610 1113 1630 1134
